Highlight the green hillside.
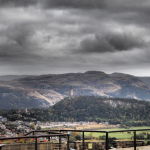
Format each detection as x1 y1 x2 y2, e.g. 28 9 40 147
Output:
1 96 150 126
51 96 150 125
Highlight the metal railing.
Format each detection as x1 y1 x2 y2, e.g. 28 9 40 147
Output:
1 128 150 150
0 132 70 150
51 128 150 150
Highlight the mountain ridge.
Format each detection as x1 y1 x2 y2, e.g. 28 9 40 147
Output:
0 71 150 109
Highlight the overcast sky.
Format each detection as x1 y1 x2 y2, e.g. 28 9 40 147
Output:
0 0 150 76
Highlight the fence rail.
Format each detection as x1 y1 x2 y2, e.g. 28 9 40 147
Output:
1 129 150 150
51 128 150 150
0 132 70 150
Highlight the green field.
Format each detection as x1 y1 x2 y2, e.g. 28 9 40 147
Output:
85 126 150 139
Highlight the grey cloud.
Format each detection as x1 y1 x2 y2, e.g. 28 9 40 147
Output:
0 0 150 11
0 0 150 76
0 0 37 7
7 26 33 47
40 0 105 9
0 24 37 61
78 32 146 53
0 0 106 8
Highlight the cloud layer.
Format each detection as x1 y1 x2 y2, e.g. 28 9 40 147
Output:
0 0 150 76
78 32 146 53
0 0 106 8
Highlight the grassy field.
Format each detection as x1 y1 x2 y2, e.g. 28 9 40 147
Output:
85 126 150 139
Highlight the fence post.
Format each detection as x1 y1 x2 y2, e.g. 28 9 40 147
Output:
134 131 137 150
35 137 38 150
105 132 109 150
33 131 35 136
48 132 51 141
82 131 85 150
67 135 70 150
59 136 62 150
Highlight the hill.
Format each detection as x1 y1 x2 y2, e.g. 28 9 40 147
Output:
0 75 28 81
2 96 150 126
140 77 150 88
0 71 150 109
51 96 150 124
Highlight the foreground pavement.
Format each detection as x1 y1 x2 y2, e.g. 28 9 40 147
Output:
111 146 150 150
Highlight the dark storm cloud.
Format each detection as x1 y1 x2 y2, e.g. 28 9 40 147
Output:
0 0 37 7
0 0 150 76
78 32 146 53
0 23 39 63
1 0 150 12
41 0 106 9
7 25 33 47
0 0 106 8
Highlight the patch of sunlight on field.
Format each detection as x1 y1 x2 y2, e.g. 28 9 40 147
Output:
100 126 150 132
109 132 133 139
85 126 150 139
85 132 133 139
85 132 105 138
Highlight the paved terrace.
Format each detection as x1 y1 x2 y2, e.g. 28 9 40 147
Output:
112 146 150 150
